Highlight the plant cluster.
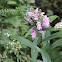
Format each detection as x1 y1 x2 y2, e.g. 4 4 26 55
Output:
24 8 49 38
0 0 62 62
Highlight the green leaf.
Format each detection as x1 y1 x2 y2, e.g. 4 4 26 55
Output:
7 1 17 5
4 16 21 27
48 49 62 62
0 0 3 5
20 24 29 31
40 48 52 62
33 35 42 45
11 36 33 48
2 29 18 36
43 31 62 41
27 0 35 3
1 29 13 43
19 0 24 4
42 31 50 49
33 37 39 45
4 58 15 62
31 48 38 62
49 15 58 23
43 27 62 32
36 60 43 62
31 36 42 62
0 40 11 44
50 39 62 49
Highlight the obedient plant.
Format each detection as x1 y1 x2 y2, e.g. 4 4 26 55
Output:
0 5 61 62
24 8 49 38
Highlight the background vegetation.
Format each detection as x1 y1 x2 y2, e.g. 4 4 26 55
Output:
0 0 62 62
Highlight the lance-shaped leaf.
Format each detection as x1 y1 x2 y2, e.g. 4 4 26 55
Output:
31 47 38 62
11 36 33 48
31 37 40 62
40 48 52 62
49 15 58 23
43 31 62 42
50 39 62 49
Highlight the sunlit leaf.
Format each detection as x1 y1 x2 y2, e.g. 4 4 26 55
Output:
49 16 58 23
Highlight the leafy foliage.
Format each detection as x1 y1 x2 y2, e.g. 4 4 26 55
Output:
0 0 62 62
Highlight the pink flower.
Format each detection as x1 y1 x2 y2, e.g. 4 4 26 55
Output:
36 21 42 30
25 8 50 38
39 30 44 34
26 13 27 16
27 10 28 12
30 27 34 32
33 14 39 20
34 8 38 14
24 17 31 22
40 12 45 17
43 15 49 27
27 12 34 17
34 14 39 17
30 8 31 11
33 17 38 20
30 27 36 38
31 30 36 38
